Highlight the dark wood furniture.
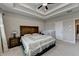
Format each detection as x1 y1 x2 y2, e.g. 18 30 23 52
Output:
8 37 20 48
20 26 39 36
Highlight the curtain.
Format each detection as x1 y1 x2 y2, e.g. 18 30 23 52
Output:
0 13 8 53
0 27 3 53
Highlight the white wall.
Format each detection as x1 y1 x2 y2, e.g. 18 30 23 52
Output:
55 21 63 40
63 18 75 43
45 11 79 44
45 19 55 31
3 12 45 40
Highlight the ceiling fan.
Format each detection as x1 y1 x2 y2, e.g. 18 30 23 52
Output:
38 3 55 10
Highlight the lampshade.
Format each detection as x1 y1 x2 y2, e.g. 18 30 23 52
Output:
12 30 17 38
12 30 17 35
12 31 17 34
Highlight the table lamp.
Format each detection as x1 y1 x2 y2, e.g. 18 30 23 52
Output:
12 31 17 38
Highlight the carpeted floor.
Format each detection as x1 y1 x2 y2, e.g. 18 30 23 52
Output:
1 40 79 56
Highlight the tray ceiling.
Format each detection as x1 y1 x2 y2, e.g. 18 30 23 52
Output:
0 3 79 20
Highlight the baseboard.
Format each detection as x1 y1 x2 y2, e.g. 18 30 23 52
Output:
57 39 75 44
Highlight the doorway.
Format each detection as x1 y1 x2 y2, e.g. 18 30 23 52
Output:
75 20 79 42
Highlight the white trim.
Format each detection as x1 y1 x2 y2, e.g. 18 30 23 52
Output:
2 4 44 19
45 3 69 15
17 3 79 19
19 3 45 15
19 3 69 16
44 4 79 19
61 39 75 44
14 8 44 19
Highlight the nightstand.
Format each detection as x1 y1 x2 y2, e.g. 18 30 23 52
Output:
8 37 21 48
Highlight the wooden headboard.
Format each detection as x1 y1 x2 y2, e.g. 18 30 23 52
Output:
20 26 39 36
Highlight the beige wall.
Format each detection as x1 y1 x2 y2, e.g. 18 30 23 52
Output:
3 12 45 40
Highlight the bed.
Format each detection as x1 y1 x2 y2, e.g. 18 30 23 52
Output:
20 26 56 56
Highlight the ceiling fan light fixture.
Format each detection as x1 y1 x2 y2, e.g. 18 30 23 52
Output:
43 3 47 6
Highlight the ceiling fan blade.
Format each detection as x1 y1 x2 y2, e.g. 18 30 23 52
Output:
38 5 42 9
47 3 55 4
45 6 48 10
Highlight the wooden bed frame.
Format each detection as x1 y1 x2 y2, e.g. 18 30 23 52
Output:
20 26 56 56
20 26 39 36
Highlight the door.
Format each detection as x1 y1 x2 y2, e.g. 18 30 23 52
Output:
55 21 63 40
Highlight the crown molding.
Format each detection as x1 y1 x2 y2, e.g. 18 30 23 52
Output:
14 7 44 19
2 4 44 19
12 4 79 19
19 3 69 16
19 3 45 15
44 4 79 19
44 3 69 15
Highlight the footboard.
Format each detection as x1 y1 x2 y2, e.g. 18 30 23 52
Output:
21 41 56 56
35 43 56 56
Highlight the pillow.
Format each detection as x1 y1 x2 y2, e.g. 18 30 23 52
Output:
32 33 40 36
24 34 32 37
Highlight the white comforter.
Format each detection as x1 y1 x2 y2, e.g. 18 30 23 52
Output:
21 34 56 56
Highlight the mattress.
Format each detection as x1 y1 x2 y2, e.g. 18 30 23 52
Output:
21 34 56 56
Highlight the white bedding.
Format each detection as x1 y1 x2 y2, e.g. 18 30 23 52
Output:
21 33 56 56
